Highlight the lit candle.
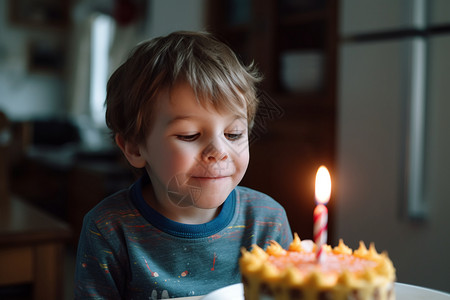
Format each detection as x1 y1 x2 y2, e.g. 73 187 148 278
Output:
313 166 331 262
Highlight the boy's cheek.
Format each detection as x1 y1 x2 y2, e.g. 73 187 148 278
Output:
158 154 196 183
237 150 250 174
236 141 250 157
230 140 250 165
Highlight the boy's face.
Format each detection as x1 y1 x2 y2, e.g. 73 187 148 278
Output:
138 81 250 214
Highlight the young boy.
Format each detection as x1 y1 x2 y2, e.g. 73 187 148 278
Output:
74 31 292 299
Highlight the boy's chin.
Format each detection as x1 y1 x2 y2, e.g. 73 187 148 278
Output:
167 175 237 209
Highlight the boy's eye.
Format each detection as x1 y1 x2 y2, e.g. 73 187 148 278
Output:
225 133 243 141
176 134 200 141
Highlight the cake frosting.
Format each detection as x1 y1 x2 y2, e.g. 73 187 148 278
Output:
239 234 396 300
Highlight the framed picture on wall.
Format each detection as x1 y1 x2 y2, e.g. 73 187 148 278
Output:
9 0 70 29
27 39 65 74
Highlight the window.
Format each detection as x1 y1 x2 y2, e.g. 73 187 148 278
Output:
89 14 115 127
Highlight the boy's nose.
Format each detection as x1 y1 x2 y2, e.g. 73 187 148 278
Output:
202 137 228 162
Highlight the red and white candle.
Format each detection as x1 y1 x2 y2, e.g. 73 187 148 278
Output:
313 166 331 262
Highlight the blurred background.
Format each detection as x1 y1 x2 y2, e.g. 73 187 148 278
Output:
0 0 449 299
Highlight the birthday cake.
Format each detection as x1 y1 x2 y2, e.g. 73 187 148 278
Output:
239 234 396 300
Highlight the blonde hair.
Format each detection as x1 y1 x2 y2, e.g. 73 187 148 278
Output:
105 31 262 143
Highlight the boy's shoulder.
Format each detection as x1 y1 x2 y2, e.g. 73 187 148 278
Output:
84 187 134 221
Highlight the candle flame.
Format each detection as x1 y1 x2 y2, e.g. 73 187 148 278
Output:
315 166 331 205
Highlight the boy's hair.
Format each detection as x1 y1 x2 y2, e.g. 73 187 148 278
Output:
105 31 262 144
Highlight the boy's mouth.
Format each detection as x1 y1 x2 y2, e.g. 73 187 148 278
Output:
191 175 231 180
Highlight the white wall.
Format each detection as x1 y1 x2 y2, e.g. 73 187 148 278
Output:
0 0 66 120
146 0 206 38
336 1 450 293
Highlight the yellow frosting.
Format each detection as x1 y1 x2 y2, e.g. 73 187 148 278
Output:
240 237 396 290
288 233 303 252
333 239 352 255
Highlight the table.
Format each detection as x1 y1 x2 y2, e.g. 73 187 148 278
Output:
184 282 450 300
0 196 72 300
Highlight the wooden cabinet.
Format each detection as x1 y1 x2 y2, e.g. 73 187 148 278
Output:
206 0 338 241
0 196 71 300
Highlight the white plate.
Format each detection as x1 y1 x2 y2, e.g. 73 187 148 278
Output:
200 282 450 300
396 283 450 300
201 283 243 300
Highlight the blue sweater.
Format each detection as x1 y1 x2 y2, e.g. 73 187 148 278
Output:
74 176 292 299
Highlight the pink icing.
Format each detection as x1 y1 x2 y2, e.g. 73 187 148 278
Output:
268 251 377 276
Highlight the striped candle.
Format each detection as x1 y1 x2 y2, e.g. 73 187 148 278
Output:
313 203 328 262
314 166 331 262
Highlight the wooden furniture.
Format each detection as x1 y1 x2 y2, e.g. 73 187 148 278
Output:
8 120 133 248
0 111 10 202
0 196 71 300
66 158 134 247
206 0 338 240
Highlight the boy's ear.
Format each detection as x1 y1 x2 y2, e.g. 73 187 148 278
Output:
115 134 147 169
